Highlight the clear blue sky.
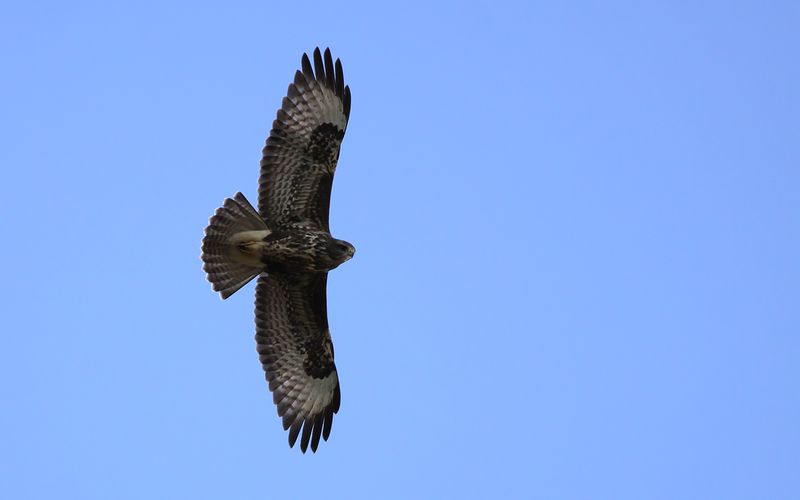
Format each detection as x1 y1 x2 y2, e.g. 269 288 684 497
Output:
2 1 798 499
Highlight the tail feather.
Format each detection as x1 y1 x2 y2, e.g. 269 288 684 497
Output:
201 192 269 299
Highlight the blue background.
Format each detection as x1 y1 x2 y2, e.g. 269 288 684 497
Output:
2 1 798 498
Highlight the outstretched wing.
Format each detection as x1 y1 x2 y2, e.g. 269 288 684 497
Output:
254 272 341 453
259 47 351 232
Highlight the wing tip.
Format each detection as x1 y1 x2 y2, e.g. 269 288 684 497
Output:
302 47 348 94
281 48 350 128
274 382 341 453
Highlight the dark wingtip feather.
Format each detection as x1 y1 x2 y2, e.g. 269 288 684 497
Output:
343 85 351 120
334 58 344 98
300 419 313 453
324 49 335 90
301 53 314 80
310 413 324 452
293 70 308 89
322 410 333 441
288 420 302 448
282 413 294 431
332 384 341 413
313 48 325 84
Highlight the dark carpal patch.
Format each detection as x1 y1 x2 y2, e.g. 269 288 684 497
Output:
303 347 336 378
307 123 345 167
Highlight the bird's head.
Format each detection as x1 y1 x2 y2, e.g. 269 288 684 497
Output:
326 238 356 268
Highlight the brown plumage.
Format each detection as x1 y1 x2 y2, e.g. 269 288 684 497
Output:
201 48 353 453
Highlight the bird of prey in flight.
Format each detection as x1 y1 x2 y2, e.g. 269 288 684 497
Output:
201 48 353 453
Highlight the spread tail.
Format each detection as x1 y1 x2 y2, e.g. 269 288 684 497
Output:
201 192 270 299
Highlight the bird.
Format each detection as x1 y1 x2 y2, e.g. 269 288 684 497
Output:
200 47 353 453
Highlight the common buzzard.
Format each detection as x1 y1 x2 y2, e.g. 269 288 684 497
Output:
200 48 353 453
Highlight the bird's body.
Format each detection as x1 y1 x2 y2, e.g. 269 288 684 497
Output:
200 48 353 453
258 225 354 274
